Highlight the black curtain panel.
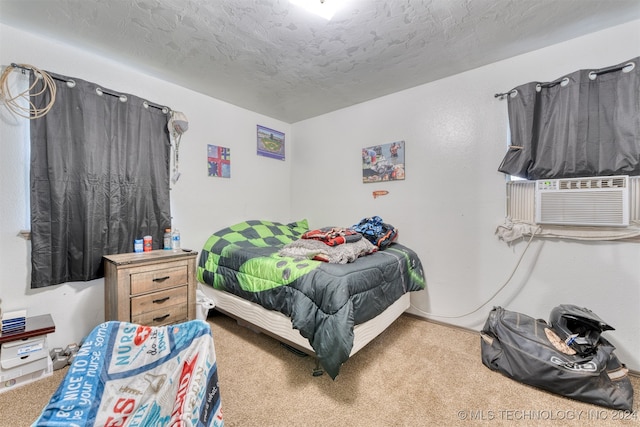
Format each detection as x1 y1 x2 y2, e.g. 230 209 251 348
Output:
498 57 640 180
29 71 171 288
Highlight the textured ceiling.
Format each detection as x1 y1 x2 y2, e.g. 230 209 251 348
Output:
1 0 639 123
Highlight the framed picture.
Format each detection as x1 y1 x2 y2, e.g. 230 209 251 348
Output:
362 141 405 183
257 125 285 160
208 144 231 178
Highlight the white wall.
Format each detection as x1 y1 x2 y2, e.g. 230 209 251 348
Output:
0 24 292 349
290 20 640 371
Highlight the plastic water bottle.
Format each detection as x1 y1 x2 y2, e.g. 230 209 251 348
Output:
163 228 172 250
171 229 181 250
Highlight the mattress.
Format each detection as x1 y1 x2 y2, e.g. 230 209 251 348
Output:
200 285 411 357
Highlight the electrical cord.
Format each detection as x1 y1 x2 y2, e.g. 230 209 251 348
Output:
0 63 56 119
410 226 541 319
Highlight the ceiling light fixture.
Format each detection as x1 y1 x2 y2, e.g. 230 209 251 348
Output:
289 0 343 20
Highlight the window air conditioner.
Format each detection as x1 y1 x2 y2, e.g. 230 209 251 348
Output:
535 176 629 227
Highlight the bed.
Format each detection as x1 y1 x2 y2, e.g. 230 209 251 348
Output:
196 219 425 379
33 320 223 427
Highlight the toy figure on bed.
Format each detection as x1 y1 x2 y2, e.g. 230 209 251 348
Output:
197 217 425 379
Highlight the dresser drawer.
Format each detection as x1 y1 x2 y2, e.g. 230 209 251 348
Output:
131 305 188 327
130 265 188 295
131 287 187 315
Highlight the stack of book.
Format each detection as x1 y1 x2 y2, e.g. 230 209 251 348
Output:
1 309 27 334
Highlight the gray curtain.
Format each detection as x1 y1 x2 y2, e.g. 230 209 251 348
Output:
498 56 640 180
30 71 172 288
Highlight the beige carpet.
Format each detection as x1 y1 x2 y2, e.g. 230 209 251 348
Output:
1 312 638 427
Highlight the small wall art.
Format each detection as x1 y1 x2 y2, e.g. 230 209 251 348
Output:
208 144 231 178
257 125 285 160
362 140 405 183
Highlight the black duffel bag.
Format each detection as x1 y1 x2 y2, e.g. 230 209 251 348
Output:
480 306 634 410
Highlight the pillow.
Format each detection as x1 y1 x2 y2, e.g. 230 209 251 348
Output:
286 219 309 236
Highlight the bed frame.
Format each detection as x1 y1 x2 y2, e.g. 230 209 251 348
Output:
199 284 410 375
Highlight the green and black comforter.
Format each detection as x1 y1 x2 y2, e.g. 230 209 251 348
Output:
197 219 425 379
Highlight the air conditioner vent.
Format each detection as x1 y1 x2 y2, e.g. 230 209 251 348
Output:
541 176 628 191
535 176 629 227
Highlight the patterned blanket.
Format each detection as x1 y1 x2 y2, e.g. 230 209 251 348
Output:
33 320 223 427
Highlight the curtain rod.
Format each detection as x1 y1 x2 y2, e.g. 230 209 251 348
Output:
12 62 71 84
494 90 516 99
494 59 636 100
10 63 171 113
591 61 634 77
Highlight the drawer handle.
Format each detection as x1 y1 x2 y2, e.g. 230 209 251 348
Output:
152 296 170 304
153 314 170 322
153 276 170 282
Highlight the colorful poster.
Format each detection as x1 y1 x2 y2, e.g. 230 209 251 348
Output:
257 125 285 160
362 141 405 183
208 144 231 178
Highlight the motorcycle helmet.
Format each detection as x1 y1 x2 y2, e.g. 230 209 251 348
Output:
549 304 614 357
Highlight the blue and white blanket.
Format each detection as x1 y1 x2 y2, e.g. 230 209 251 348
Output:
33 320 223 427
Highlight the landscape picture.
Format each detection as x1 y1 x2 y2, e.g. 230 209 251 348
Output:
257 125 285 160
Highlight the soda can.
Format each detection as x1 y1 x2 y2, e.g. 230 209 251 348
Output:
143 235 152 252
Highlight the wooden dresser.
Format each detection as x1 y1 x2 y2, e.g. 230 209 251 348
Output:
104 250 198 326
